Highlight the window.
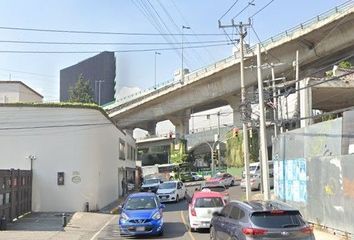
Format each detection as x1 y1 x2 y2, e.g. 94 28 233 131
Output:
230 206 245 220
250 211 305 228
221 204 232 217
119 140 126 160
0 194 3 206
195 197 224 208
5 192 10 204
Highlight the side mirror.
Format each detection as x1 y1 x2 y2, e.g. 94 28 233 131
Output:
160 204 166 209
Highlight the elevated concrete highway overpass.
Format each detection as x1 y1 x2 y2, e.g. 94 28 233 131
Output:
105 2 354 137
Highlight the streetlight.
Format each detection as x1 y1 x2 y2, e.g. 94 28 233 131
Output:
181 25 190 84
154 52 161 89
205 140 220 176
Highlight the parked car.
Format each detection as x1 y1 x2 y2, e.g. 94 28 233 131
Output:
140 178 163 193
180 172 194 182
188 189 225 232
191 172 204 181
207 172 236 187
240 172 274 191
118 192 165 236
210 200 315 240
156 180 186 203
201 181 230 203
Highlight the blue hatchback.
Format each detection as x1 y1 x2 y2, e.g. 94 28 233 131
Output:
118 192 165 236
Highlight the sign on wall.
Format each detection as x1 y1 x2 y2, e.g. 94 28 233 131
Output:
57 172 64 185
72 171 81 184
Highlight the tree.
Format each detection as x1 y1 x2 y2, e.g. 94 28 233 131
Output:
68 74 94 103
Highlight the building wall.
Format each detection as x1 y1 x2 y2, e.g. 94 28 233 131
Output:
0 106 135 212
60 51 116 105
18 84 42 103
0 83 20 103
0 83 42 103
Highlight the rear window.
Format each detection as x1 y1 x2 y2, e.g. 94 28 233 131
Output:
251 211 306 228
195 197 224 208
203 186 225 192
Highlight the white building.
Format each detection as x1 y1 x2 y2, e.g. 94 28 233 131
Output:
0 104 136 212
0 81 43 103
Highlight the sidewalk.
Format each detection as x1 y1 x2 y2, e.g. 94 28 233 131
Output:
0 196 126 240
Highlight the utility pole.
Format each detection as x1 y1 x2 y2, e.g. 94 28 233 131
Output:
256 44 270 201
95 80 105 105
181 25 190 84
271 64 278 138
154 52 161 89
219 19 251 200
217 111 221 170
295 50 300 128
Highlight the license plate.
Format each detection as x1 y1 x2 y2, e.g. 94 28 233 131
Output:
148 189 152 192
136 226 145 231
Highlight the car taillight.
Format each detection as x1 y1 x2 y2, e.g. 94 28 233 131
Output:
270 210 284 215
191 208 196 216
242 228 267 236
301 226 313 234
223 191 229 196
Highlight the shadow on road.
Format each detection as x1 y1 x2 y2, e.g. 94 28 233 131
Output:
124 222 187 239
162 199 188 212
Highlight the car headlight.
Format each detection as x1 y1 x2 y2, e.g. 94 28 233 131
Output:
170 190 176 194
152 212 161 220
121 212 129 221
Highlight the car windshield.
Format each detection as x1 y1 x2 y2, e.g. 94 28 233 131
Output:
159 182 176 189
144 179 160 185
124 196 157 210
251 211 306 228
195 197 224 208
202 186 225 192
249 166 258 171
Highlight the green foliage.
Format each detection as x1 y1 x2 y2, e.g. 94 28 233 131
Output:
339 61 352 69
170 139 188 164
68 74 94 103
225 129 259 167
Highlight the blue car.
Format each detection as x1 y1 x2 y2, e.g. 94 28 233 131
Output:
118 192 165 236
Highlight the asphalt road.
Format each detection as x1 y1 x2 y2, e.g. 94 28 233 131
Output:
95 182 259 240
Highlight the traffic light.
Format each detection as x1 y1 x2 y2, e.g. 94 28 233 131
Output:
232 128 239 137
213 150 218 162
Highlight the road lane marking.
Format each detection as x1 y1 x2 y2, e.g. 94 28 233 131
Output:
90 215 116 240
180 211 196 240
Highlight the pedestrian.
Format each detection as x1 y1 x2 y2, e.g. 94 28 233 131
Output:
121 178 126 196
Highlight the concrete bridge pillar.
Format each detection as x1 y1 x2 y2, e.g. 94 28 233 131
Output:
225 95 243 128
170 109 191 139
300 78 313 127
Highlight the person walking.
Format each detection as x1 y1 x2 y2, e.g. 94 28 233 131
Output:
121 178 126 196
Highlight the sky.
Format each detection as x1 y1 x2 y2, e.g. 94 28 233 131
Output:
0 0 349 102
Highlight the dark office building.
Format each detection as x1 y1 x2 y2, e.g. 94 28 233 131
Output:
60 51 116 105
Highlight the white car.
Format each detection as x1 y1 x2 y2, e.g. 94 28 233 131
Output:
191 172 203 181
156 180 186 203
241 173 274 190
188 189 225 231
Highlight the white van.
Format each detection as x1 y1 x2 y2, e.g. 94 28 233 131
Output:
242 161 274 178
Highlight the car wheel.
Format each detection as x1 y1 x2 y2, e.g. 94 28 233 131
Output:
210 226 216 240
258 183 261 190
176 194 179 202
191 227 197 232
231 180 234 186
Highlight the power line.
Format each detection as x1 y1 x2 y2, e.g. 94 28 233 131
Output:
250 0 275 18
0 25 225 36
232 0 255 20
0 39 229 45
0 122 111 131
0 42 232 54
219 0 240 20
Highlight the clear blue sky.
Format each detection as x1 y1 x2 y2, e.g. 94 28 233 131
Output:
0 0 348 101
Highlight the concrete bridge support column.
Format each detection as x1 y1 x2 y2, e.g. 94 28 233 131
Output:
300 78 313 128
170 109 191 139
225 95 243 128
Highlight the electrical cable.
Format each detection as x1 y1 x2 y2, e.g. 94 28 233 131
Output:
219 0 240 20
232 0 255 20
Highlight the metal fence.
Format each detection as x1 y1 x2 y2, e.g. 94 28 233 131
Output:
0 169 32 222
273 117 354 234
